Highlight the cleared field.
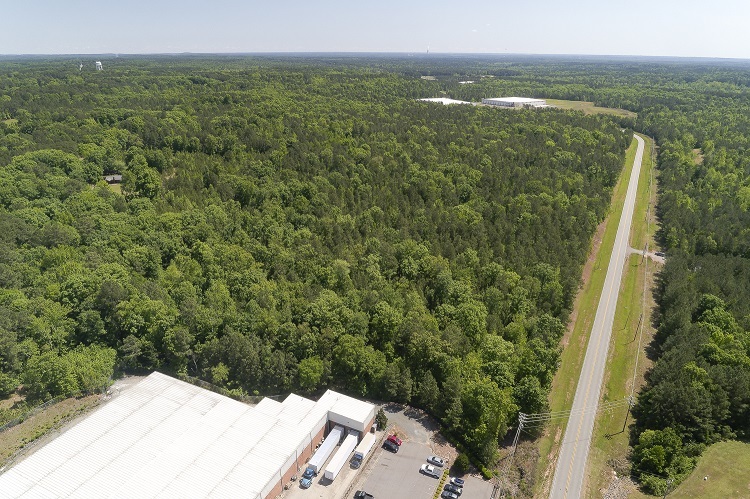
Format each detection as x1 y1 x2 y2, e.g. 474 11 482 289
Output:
530 137 639 497
669 440 750 498
545 99 636 118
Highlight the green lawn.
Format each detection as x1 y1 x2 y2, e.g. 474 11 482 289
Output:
669 441 750 498
531 137 639 497
545 99 637 118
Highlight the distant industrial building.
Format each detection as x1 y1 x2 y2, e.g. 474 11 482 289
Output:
95 61 103 71
418 97 472 105
0 372 375 498
482 97 547 108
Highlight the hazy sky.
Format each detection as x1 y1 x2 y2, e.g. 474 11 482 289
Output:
2 0 748 59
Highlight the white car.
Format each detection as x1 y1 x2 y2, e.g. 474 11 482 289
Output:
420 464 440 478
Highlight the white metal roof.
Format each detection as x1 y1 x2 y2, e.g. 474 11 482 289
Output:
484 97 546 103
0 373 375 498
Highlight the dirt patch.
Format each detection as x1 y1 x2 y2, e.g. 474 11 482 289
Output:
0 393 23 411
692 148 704 165
603 472 640 499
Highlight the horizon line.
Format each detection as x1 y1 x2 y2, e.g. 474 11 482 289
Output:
1 51 749 62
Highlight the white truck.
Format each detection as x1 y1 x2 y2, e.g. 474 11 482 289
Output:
351 432 376 468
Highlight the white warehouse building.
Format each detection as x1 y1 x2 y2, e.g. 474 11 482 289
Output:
482 97 547 108
0 372 376 499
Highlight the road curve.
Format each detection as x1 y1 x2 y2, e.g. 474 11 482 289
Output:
549 134 645 499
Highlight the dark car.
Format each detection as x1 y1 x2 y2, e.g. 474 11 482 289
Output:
450 477 465 487
354 491 374 499
655 251 665 257
383 440 399 453
441 492 458 499
444 483 462 495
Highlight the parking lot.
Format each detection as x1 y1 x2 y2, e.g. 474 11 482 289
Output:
282 404 495 499
360 439 440 498
351 406 496 499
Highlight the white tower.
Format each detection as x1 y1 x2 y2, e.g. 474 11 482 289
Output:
95 61 103 71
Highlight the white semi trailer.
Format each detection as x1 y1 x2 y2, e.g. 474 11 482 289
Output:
307 425 343 474
323 430 359 481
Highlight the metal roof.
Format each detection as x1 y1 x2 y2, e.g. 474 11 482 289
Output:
0 372 375 498
483 97 546 103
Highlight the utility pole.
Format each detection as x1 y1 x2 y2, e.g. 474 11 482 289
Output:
622 395 634 432
662 478 673 498
507 413 526 469
634 313 642 342
501 412 526 496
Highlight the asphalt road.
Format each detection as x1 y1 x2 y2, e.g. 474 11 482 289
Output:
549 134 645 499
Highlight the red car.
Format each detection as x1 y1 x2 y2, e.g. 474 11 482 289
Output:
387 435 403 446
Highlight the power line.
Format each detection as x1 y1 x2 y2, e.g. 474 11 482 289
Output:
522 397 632 424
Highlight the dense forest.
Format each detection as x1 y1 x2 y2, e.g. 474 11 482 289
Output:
0 56 631 464
1 54 749 494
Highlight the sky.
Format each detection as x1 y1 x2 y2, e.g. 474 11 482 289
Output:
2 0 749 59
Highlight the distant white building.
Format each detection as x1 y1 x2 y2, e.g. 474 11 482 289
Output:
482 97 547 108
418 97 472 105
95 61 103 70
458 81 475 84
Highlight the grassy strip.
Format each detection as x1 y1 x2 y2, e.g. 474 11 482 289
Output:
669 441 750 498
585 134 656 497
432 470 450 499
0 394 100 467
530 137 639 496
544 99 637 118
629 134 656 250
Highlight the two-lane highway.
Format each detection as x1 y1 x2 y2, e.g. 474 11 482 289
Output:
549 134 645 499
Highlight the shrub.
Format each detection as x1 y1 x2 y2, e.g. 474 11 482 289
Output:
375 407 388 430
453 453 470 474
